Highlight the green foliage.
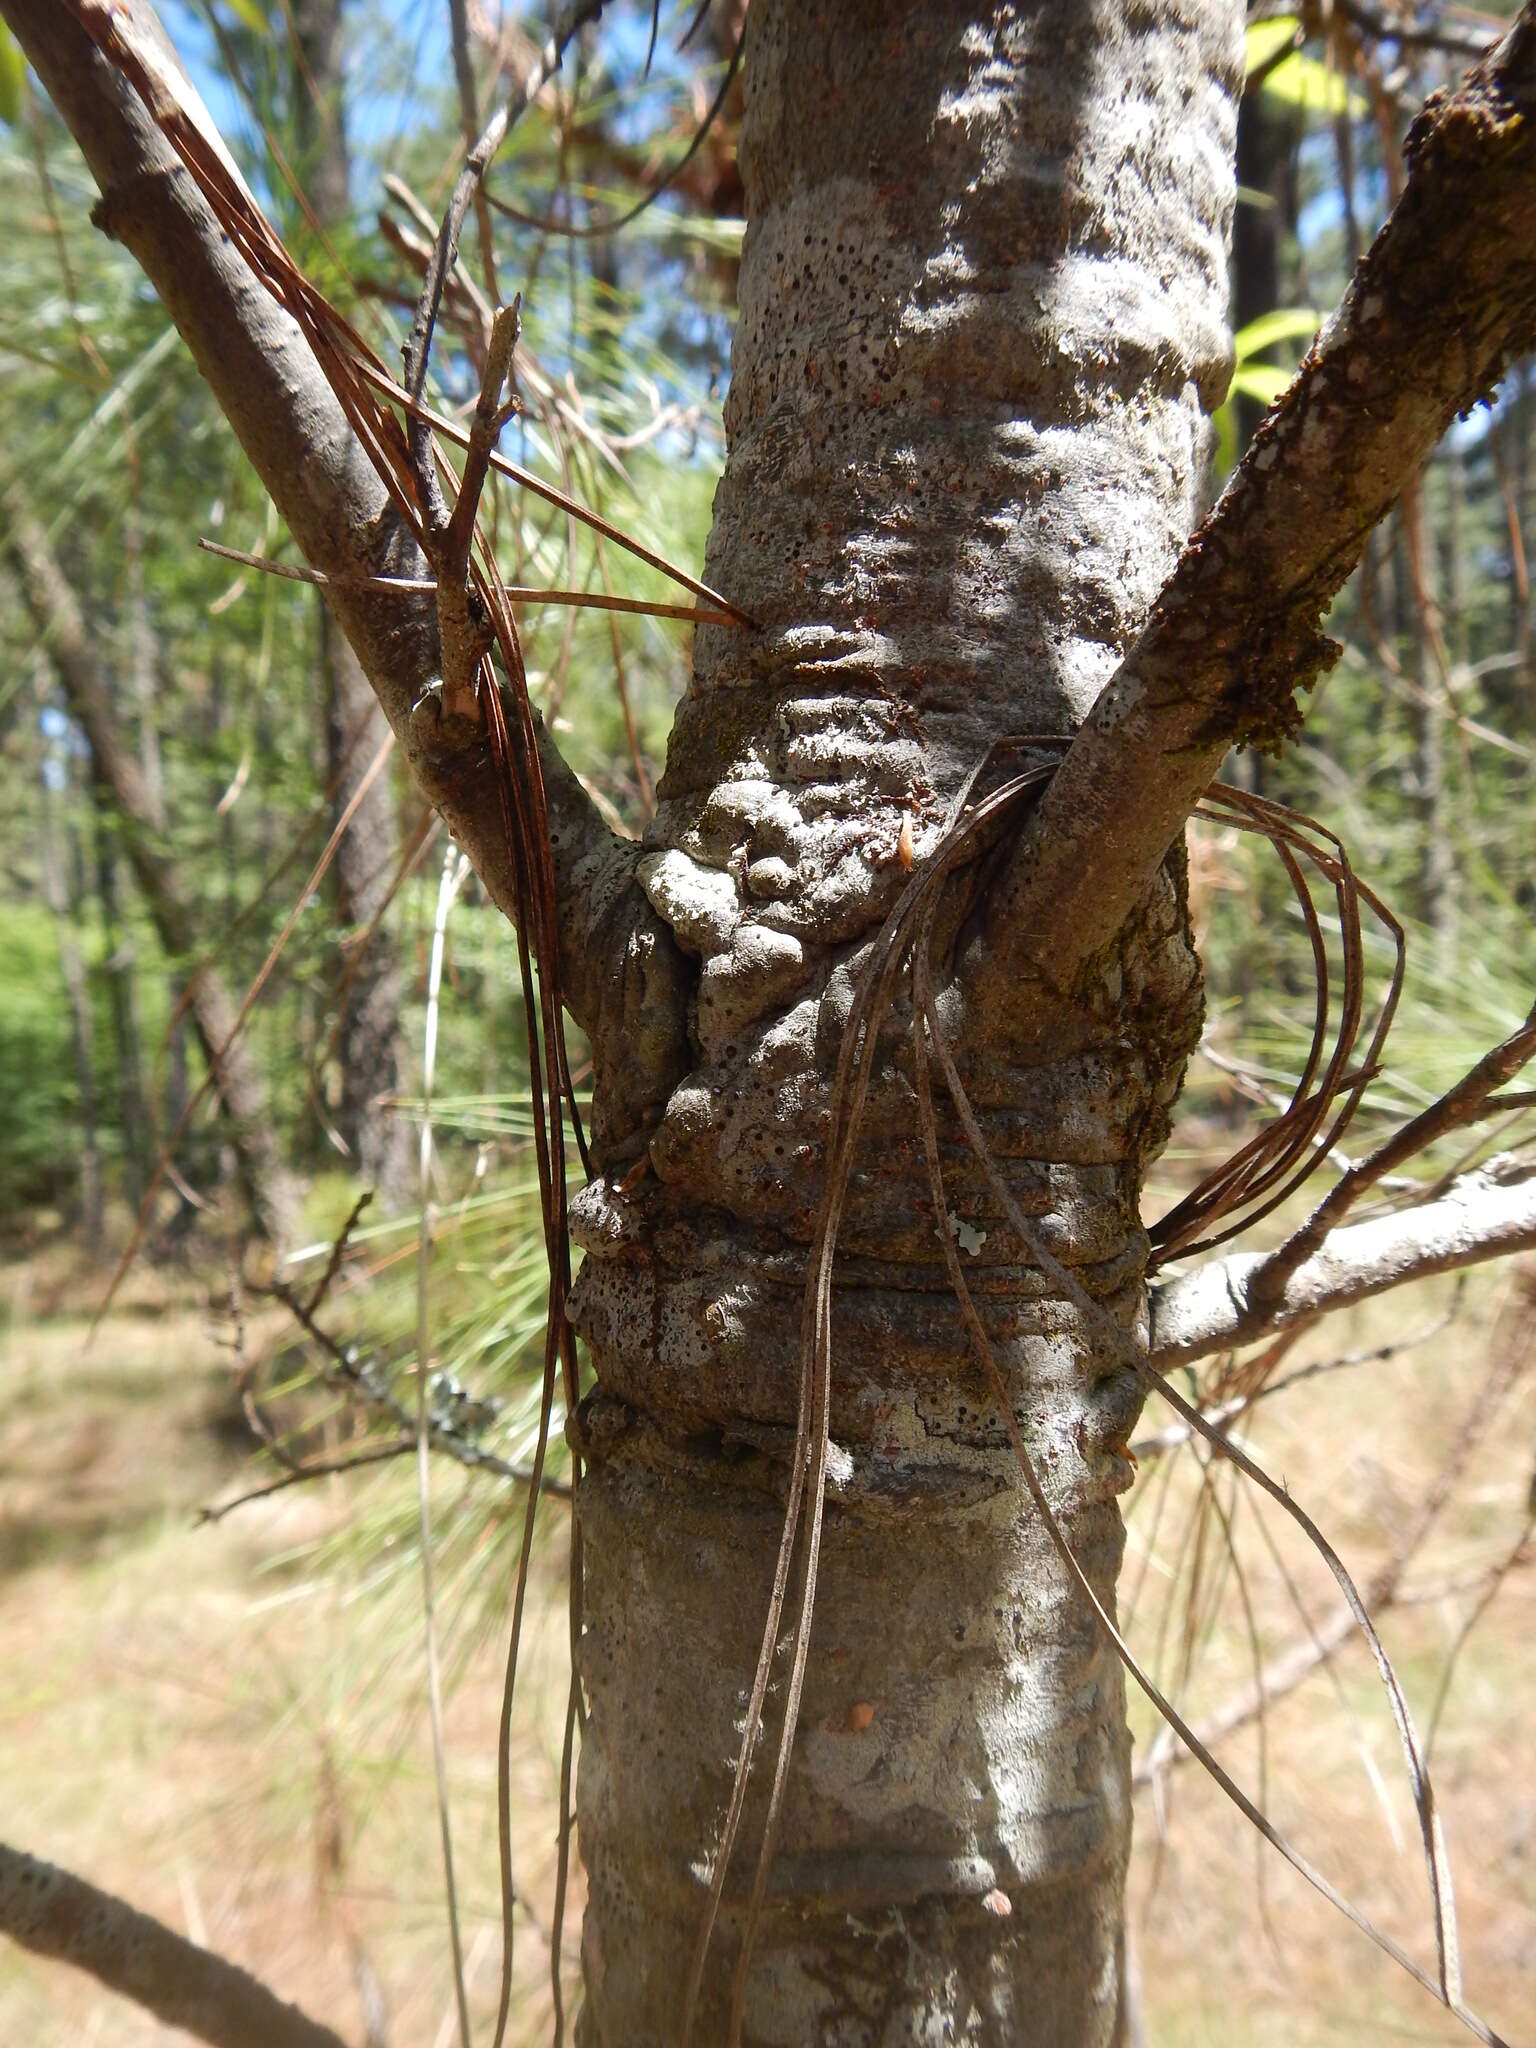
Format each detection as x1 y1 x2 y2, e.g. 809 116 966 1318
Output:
219 0 270 33
1213 307 1323 476
1246 16 1367 118
0 23 24 125
0 903 94 1219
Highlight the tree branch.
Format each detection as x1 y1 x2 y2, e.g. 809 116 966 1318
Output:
1253 999 1536 1305
1148 1162 1536 1368
0 0 643 1051
0 1841 350 2048
980 6 1536 997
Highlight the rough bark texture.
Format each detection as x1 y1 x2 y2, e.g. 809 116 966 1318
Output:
569 6 1237 2040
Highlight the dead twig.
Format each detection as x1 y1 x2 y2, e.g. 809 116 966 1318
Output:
0 1842 348 2048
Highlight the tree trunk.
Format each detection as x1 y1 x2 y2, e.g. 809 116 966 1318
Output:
1401 483 1457 950
296 0 411 1208
21 5 1536 2043
321 618 411 1203
90 779 151 1215
5 485 299 1249
569 5 1233 2039
39 761 104 1241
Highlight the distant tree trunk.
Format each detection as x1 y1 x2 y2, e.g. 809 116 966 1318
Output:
1403 483 1457 949
295 0 410 1207
1233 85 1292 451
5 484 298 1249
1227 84 1295 805
39 759 103 1239
122 466 165 829
90 780 150 1215
1511 363 1534 720
321 619 410 1201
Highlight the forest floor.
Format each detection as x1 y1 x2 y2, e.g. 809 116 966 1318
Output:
0 1226 1532 2047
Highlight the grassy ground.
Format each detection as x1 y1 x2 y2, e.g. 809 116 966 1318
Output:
1 1232 1532 2045
1125 1265 1536 2046
1 1234 576 2047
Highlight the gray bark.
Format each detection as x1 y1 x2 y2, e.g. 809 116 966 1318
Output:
569 5 1234 2038
984 8 1536 994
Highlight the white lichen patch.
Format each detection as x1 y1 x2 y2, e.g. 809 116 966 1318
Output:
637 847 740 956
948 1213 988 1256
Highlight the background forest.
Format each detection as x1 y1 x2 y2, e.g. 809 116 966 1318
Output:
1 3 1533 2044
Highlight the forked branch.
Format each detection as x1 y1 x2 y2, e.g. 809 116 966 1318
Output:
1149 1161 1536 1368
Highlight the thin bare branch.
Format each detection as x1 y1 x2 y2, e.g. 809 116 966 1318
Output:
1150 1161 1536 1369
0 1843 349 2048
3 0 650 1047
401 0 606 415
1131 1298 1459 1462
196 539 740 622
1135 1325 1531 1787
1255 1000 1536 1300
415 843 474 2048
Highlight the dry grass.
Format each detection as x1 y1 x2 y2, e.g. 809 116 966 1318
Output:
1126 1268 1536 2046
0 1238 1531 2045
0 1241 575 2048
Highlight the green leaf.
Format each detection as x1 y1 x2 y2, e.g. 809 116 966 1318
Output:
1234 307 1323 361
222 0 271 32
0 24 26 125
1245 16 1300 76
1230 363 1291 406
1261 48 1368 118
